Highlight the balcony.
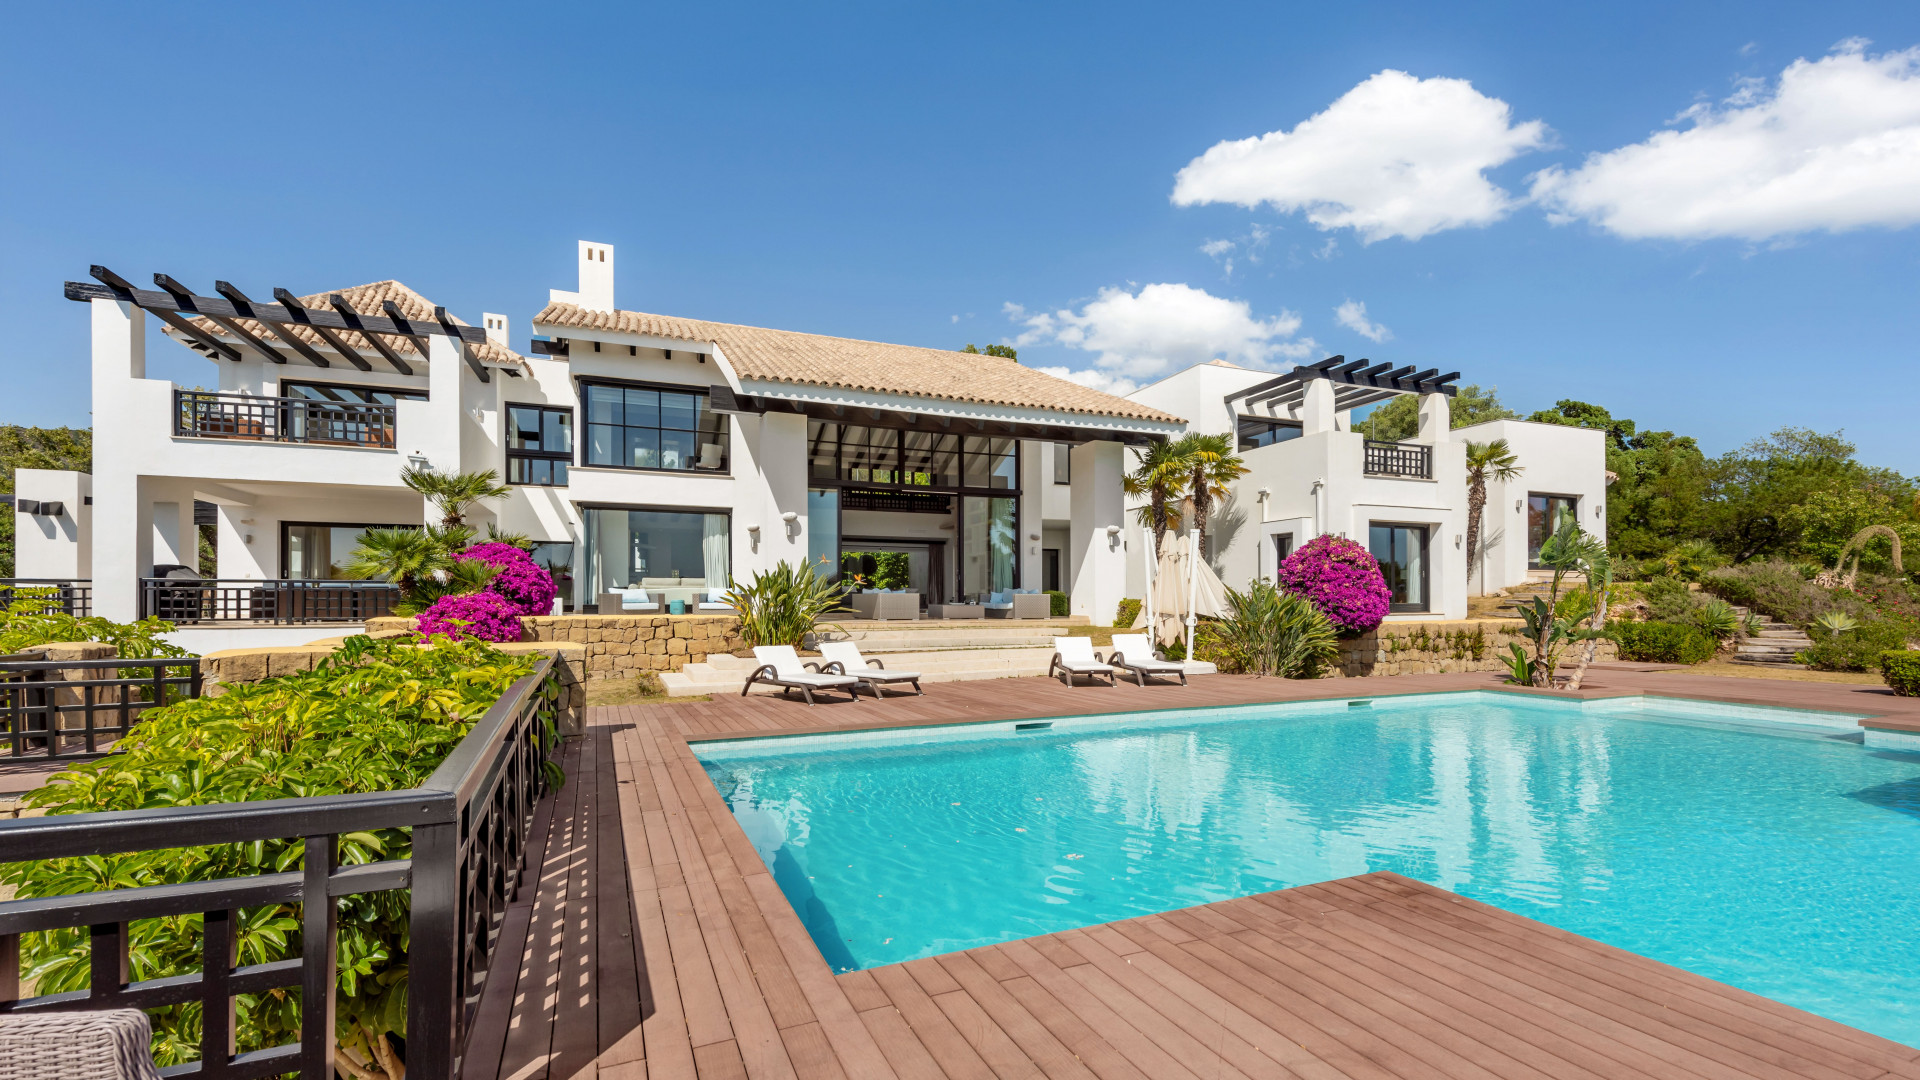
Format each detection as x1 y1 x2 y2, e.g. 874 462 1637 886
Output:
1363 439 1433 479
174 389 397 448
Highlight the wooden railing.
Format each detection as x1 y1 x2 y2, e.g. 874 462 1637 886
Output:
174 390 398 449
0 659 560 1079
1363 440 1433 479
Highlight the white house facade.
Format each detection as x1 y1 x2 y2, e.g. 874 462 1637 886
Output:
1124 359 1610 621
25 245 1184 649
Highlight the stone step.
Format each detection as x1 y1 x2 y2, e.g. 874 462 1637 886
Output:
1730 655 1809 670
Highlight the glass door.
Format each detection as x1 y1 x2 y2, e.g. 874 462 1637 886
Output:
1368 523 1430 612
1527 494 1579 568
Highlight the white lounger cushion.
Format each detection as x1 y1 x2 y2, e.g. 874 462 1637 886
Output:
818 642 921 681
1110 635 1184 671
1052 636 1114 671
752 646 859 686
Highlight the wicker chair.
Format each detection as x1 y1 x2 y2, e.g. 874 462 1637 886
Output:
0 1010 164 1080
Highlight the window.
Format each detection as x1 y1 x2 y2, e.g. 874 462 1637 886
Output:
1053 442 1072 485
961 496 1017 599
807 489 840 580
281 522 407 580
1272 533 1295 567
506 405 573 486
962 436 1018 490
1237 417 1303 451
806 422 1018 491
1527 494 1579 569
529 542 574 610
281 381 427 405
1369 523 1430 613
580 508 730 600
581 382 729 472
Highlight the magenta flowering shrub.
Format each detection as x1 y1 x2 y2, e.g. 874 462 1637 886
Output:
457 542 558 616
416 590 524 643
1276 535 1391 635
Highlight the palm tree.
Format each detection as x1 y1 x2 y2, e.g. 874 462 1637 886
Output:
1174 432 1249 561
401 466 511 528
1463 439 1521 595
1124 440 1191 548
1562 534 1614 691
340 524 491 611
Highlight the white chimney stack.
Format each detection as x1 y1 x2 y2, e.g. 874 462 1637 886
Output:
482 313 509 347
548 240 616 311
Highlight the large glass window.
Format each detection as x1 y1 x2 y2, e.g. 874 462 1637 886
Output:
962 436 1018 489
580 508 730 602
1369 523 1430 613
506 405 573 486
961 496 1017 599
582 383 728 472
281 522 405 580
1528 494 1579 569
806 422 1016 491
1237 417 1303 451
807 488 840 581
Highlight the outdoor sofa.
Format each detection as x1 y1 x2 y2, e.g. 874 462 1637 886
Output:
848 590 921 620
984 589 1050 619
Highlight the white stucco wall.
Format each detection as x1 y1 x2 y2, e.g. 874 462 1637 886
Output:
1455 418 1610 592
12 470 92 580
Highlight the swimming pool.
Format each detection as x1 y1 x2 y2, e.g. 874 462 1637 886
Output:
695 690 1920 1047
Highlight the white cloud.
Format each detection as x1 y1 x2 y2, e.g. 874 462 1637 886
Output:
1007 283 1313 385
1334 299 1393 342
1032 365 1141 396
1531 42 1920 240
1171 70 1550 242
1198 225 1271 279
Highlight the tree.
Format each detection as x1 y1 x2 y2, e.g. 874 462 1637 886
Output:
1703 428 1866 563
1359 384 1514 442
1463 439 1522 594
400 466 510 528
340 525 496 612
1124 440 1190 548
961 343 1018 360
1169 432 1248 560
0 425 93 577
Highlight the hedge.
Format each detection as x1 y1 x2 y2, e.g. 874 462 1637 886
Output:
1885 651 1920 696
1045 590 1069 617
1113 597 1142 628
1613 620 1717 665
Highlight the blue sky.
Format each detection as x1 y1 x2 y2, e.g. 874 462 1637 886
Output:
3 1 1917 469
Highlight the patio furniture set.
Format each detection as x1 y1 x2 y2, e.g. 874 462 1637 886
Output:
596 587 733 615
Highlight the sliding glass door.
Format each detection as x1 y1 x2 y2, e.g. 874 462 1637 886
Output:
579 508 730 605
1528 494 1579 568
1368 522 1430 613
961 496 1017 600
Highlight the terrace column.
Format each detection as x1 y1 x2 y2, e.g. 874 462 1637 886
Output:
1300 377 1337 435
1416 392 1451 444
90 297 146 621
1068 440 1125 622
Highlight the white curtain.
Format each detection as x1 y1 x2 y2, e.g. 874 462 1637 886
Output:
702 514 730 593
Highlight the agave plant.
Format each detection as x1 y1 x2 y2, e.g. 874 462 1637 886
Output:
1210 579 1338 678
723 560 849 648
1813 611 1860 639
1692 597 1740 639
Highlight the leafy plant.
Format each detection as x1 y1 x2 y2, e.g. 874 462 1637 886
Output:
1640 574 1697 623
458 542 558 615
1123 439 1191 548
1813 611 1860 638
1883 651 1920 696
1173 432 1249 560
1742 612 1765 637
1275 535 1391 635
400 466 511 528
1802 618 1912 673
0 597 193 659
1510 521 1610 687
1613 621 1718 664
1045 590 1070 617
1113 598 1142 628
1207 579 1338 678
0 636 549 1077
1463 438 1522 594
1499 643 1533 684
724 560 848 647
871 551 912 591
1692 597 1740 639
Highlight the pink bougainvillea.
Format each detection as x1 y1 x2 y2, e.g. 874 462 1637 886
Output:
416 590 525 643
457 542 558 616
1276 535 1391 635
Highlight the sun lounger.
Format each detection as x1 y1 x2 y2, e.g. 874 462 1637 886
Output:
741 645 862 704
1048 636 1118 687
818 641 924 697
1107 634 1188 686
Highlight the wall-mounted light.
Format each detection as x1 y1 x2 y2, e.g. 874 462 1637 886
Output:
14 499 40 515
1515 499 1523 513
664 349 673 359
1105 524 1121 538
408 454 433 470
781 511 799 540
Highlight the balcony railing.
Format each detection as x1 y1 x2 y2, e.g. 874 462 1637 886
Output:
140 578 401 624
0 657 559 1079
1363 440 1433 479
174 390 398 448
0 579 91 616
1 655 201 760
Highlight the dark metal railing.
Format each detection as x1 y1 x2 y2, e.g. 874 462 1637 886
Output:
1363 440 1433 479
1 655 201 760
174 390 399 449
140 578 401 624
0 579 91 616
0 658 560 1080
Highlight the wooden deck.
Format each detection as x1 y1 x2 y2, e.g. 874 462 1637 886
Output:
462 669 1920 1080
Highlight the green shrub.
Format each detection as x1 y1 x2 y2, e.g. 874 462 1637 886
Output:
1045 590 1069 617
1205 579 1338 678
871 551 911 590
1703 560 1871 627
0 635 549 1075
724 560 848 647
1802 619 1911 672
1884 651 1920 696
1613 620 1718 664
1113 597 1142 628
1692 597 1740 638
1640 576 1696 623
0 596 192 659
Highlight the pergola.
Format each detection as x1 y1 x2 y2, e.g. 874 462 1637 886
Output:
65 266 515 382
1227 355 1461 416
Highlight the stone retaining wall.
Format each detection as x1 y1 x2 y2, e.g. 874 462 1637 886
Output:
366 614 745 681
1331 619 1617 678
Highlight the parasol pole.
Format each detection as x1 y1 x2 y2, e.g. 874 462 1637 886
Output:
1185 529 1200 662
1141 526 1157 638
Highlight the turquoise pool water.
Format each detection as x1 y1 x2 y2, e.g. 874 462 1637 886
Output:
694 691 1920 1047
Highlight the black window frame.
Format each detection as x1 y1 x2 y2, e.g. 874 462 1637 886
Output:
279 380 428 404
1368 521 1432 614
578 378 730 475
1053 442 1072 485
1237 416 1303 452
806 421 1021 495
505 403 574 487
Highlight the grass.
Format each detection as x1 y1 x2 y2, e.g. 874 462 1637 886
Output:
585 675 709 707
1686 662 1885 686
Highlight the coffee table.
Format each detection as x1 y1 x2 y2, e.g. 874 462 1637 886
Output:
928 604 985 620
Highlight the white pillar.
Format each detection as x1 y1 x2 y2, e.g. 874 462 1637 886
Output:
1067 440 1125 622
760 412 809 575
1416 392 1451 443
1300 378 1337 435
90 297 146 621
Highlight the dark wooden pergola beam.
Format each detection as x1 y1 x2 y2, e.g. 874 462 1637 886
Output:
67 271 488 344
152 274 293 365
216 282 330 368
434 307 490 383
276 289 373 372
328 295 412 376
380 301 437 359
91 268 242 362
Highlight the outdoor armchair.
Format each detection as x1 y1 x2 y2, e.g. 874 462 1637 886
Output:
1048 635 1118 687
741 645 863 704
818 641 924 697
0 1010 164 1080
1107 634 1188 686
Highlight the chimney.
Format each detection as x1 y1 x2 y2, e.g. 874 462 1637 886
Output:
482 313 509 347
578 241 614 311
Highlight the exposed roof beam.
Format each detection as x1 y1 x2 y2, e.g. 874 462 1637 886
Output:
277 289 372 372
66 272 487 343
434 307 489 383
96 268 242 362
380 300 437 358
329 294 413 376
216 281 326 368
164 274 295 364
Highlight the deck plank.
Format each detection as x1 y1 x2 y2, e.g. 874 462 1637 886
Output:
460 671 1920 1080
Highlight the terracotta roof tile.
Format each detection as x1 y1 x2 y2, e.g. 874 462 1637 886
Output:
175 280 526 370
532 302 1180 424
